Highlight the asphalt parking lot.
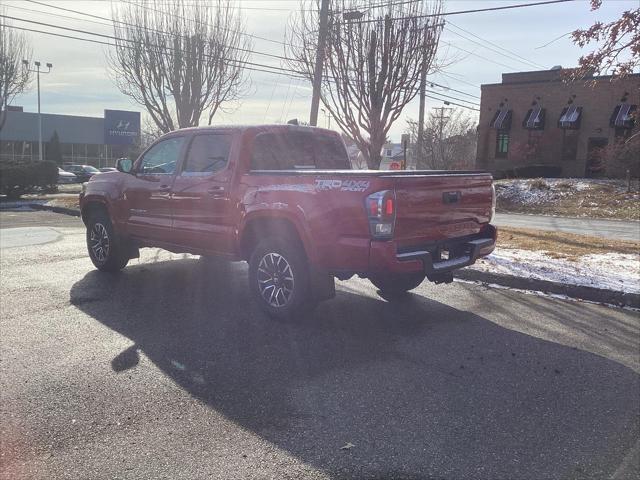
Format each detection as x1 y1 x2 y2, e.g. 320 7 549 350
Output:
1 211 638 480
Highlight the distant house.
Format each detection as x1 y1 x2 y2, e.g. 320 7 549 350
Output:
380 142 409 170
476 68 639 178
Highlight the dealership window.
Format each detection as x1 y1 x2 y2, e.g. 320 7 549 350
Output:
495 130 509 158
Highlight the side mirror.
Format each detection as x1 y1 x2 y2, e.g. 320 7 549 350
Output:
116 158 133 173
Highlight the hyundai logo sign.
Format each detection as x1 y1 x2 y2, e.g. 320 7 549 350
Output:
104 110 140 145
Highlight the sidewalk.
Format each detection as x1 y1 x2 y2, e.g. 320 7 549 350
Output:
494 213 640 241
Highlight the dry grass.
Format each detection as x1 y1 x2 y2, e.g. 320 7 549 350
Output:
46 196 80 210
496 179 640 220
497 226 640 261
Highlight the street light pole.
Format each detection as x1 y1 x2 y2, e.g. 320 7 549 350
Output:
22 60 52 162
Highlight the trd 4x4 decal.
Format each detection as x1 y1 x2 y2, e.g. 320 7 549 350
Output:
314 179 370 192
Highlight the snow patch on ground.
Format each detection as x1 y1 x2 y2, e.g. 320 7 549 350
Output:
495 178 635 206
470 249 640 294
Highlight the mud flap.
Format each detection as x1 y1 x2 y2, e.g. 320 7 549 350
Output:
310 267 336 302
122 238 140 260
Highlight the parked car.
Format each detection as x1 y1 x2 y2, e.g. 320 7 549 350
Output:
57 168 77 184
65 165 100 182
99 167 118 173
80 125 496 318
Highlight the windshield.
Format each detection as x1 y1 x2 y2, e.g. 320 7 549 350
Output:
84 166 100 173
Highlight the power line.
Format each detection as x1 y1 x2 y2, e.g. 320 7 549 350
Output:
444 22 544 70
3 22 306 82
4 14 481 111
346 0 575 24
446 20 544 69
428 81 479 99
119 0 289 47
23 1 487 98
425 90 478 107
441 40 521 72
20 4 293 63
436 71 481 90
424 94 479 112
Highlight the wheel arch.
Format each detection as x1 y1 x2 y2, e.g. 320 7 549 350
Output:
239 214 313 262
80 198 110 226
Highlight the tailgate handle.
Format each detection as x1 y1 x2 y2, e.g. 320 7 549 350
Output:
442 191 461 204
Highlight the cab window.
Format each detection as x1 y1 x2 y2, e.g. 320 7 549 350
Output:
183 134 232 175
139 137 185 175
251 132 349 170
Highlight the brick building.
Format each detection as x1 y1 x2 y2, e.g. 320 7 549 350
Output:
476 68 639 178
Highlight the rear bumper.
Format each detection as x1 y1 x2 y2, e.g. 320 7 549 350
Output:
368 224 497 277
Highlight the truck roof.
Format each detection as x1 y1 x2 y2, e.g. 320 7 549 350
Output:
169 124 338 136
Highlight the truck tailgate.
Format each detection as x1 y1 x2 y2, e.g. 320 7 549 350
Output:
392 173 493 245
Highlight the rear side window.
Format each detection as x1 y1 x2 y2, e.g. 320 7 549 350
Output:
251 132 349 170
314 134 350 169
183 134 232 174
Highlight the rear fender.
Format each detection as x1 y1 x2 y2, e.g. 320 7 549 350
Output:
239 210 316 264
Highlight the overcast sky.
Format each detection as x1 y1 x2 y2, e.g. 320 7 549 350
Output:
6 0 636 141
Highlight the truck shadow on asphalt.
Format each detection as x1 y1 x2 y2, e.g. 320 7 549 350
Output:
70 257 639 479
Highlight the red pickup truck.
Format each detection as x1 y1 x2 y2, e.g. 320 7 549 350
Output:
80 125 496 318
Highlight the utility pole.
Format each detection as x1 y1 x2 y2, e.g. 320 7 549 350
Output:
22 60 53 161
309 0 330 126
416 24 429 170
415 22 444 169
432 106 452 169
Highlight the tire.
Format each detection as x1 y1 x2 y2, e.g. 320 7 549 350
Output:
86 211 129 272
248 236 314 319
369 272 426 297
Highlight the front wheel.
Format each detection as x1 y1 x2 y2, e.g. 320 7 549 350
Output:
86 212 129 272
248 237 314 320
369 272 426 297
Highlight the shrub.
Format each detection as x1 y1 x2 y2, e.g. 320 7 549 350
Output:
530 178 550 190
0 161 59 199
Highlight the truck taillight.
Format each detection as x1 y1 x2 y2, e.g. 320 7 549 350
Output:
366 190 396 240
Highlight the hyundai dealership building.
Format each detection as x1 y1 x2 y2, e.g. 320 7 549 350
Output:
0 108 141 166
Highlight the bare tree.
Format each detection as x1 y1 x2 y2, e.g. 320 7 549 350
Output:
570 0 639 80
0 11 32 131
109 0 250 133
406 109 476 170
287 0 443 169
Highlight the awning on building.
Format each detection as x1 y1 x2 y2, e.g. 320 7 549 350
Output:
610 104 637 128
558 105 582 129
523 107 545 130
490 109 512 130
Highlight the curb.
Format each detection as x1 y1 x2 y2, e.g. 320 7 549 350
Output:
28 203 81 217
455 269 640 308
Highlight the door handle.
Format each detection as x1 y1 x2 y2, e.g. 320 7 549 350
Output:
158 184 171 191
207 186 225 196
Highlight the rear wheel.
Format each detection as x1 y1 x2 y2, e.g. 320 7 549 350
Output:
369 272 426 297
248 237 314 319
86 211 129 272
